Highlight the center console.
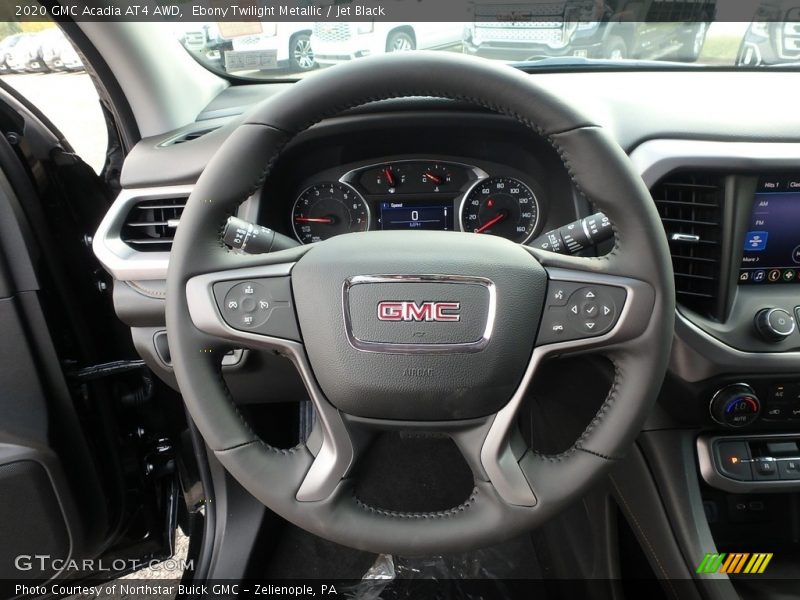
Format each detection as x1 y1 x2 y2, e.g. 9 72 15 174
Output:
631 142 800 596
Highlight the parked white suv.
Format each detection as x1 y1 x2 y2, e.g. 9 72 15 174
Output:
311 22 462 66
221 22 316 73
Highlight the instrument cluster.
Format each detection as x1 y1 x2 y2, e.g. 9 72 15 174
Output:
290 159 542 245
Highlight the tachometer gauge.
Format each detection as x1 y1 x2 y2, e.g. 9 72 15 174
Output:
460 176 539 243
291 182 370 244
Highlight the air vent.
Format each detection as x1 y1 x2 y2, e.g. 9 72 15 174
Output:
160 127 219 147
120 197 187 252
652 172 724 317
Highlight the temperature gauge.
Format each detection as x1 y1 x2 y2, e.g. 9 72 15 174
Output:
420 164 452 192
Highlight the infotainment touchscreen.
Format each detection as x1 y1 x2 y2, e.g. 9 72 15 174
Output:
739 176 800 284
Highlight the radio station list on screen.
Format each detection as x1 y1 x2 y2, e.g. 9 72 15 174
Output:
739 176 800 284
379 200 453 231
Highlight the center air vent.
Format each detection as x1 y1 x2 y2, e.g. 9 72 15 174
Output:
652 172 725 318
120 197 187 252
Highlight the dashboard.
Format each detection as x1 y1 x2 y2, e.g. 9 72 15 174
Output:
252 112 587 254
288 159 541 245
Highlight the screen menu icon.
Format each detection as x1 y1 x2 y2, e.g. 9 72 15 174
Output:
744 231 768 251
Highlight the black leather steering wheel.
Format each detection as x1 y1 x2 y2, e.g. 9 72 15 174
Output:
166 52 674 555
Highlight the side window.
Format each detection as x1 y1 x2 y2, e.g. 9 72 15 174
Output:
0 21 108 174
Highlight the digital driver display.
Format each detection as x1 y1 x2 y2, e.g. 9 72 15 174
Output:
379 200 454 231
739 176 800 284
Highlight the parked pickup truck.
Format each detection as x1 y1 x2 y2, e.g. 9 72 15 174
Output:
311 22 462 66
463 0 715 62
736 0 800 66
220 22 317 73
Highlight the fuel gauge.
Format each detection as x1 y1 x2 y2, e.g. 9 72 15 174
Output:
358 164 407 194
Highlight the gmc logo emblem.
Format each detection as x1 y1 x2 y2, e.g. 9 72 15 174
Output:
377 301 461 322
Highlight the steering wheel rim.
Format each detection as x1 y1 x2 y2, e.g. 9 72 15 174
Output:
166 51 674 554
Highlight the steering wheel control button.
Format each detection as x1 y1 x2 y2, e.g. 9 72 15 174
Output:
710 384 761 428
754 307 796 342
537 282 626 345
550 286 571 306
213 278 300 341
715 441 753 481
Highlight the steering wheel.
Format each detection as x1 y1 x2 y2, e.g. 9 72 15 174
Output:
166 52 674 555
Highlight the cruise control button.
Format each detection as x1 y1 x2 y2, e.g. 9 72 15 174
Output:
214 277 300 341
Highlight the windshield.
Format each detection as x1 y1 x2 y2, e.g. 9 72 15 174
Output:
173 3 799 80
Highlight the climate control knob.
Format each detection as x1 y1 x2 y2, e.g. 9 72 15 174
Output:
754 308 795 342
710 384 761 428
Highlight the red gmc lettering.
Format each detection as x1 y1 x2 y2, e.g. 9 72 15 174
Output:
377 301 461 322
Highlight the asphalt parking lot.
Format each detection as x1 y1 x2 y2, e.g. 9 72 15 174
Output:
0 22 748 179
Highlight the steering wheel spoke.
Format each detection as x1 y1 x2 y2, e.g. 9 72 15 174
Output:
479 262 656 507
185 260 358 502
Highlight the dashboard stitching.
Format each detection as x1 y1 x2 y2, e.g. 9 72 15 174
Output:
126 280 166 298
353 486 478 519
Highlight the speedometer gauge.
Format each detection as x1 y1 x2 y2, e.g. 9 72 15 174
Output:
460 176 539 244
291 182 370 244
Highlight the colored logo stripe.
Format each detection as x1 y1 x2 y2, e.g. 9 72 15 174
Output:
743 553 773 574
697 553 725 574
697 553 773 574
720 553 749 574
